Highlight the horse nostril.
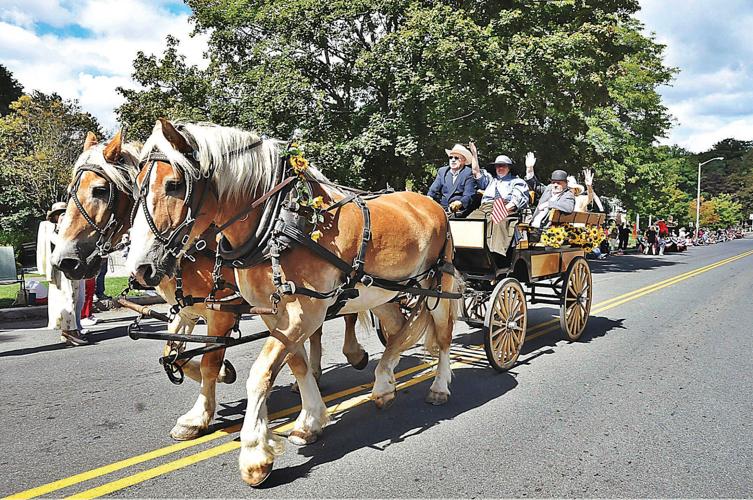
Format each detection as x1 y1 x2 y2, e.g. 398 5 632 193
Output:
136 264 159 286
59 258 80 272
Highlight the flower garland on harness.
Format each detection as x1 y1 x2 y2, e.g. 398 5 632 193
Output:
288 143 326 242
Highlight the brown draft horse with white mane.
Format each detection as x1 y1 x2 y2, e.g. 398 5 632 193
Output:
126 119 462 486
51 130 371 441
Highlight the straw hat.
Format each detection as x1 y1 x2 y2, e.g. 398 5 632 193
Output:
47 201 67 221
444 144 473 164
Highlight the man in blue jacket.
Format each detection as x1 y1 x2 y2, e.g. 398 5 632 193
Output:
427 143 478 217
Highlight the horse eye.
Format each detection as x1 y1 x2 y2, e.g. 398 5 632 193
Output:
92 185 109 199
165 180 184 194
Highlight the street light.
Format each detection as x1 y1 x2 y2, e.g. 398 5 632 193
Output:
695 156 724 240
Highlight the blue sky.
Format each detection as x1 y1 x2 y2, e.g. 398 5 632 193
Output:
0 1 750 152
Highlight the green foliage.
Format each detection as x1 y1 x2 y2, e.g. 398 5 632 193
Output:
117 0 673 193
0 92 103 246
0 64 23 116
711 192 743 228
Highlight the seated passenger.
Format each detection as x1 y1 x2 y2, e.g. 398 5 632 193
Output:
525 156 575 228
568 168 596 212
427 143 478 217
466 153 529 258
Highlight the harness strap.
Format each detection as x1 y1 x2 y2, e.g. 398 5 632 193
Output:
275 220 353 275
214 175 297 234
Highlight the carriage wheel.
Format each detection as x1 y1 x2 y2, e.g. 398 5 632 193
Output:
560 256 592 341
462 290 488 327
483 278 527 372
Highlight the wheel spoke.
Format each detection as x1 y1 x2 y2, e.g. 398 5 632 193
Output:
492 328 505 353
503 288 512 317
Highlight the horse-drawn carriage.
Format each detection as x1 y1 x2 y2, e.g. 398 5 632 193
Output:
450 209 605 371
53 121 608 486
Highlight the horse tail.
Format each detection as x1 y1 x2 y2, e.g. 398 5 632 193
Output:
356 310 375 338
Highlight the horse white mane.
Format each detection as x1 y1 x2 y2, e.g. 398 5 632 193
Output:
73 141 141 195
140 121 335 199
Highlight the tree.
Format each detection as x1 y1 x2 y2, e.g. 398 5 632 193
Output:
687 197 718 229
0 92 103 247
712 192 743 228
0 65 23 116
117 0 674 192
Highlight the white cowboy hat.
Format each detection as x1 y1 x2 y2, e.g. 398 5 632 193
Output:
567 176 585 195
47 201 67 221
445 144 473 165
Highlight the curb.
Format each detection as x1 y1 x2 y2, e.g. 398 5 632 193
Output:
0 295 166 321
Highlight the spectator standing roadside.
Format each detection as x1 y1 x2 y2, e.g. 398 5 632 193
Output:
36 202 89 346
94 259 110 302
645 226 658 255
618 223 631 251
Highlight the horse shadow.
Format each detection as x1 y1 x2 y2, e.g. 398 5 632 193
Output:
262 362 518 487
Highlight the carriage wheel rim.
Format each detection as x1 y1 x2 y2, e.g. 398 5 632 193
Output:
562 259 591 339
487 280 527 369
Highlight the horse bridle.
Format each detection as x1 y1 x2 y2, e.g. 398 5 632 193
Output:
132 135 264 263
68 162 132 264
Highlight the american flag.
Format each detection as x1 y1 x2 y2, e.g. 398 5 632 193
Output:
492 197 509 224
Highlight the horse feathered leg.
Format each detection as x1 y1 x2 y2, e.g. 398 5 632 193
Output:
239 298 327 487
371 302 431 409
287 343 329 445
343 313 369 370
292 327 322 393
170 310 235 440
238 337 287 487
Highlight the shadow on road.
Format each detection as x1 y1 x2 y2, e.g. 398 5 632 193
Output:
0 321 159 357
263 362 518 487
588 253 687 275
203 312 626 487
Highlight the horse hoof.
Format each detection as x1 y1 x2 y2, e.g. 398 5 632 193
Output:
288 429 319 446
219 360 237 385
373 391 396 409
353 352 369 370
425 390 449 406
170 424 204 441
241 463 273 487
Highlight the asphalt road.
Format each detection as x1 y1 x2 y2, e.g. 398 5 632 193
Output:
2 238 752 498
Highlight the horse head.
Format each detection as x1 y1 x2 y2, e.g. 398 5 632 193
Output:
52 130 140 280
127 119 225 287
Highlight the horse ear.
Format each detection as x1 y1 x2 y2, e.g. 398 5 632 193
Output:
84 131 98 151
103 129 123 163
158 118 192 154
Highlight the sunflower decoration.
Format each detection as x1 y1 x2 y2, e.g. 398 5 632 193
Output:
541 225 568 248
289 143 309 177
287 142 328 242
562 224 606 252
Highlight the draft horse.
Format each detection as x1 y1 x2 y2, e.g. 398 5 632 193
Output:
51 130 371 441
126 119 461 486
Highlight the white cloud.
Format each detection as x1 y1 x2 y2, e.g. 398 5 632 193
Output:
638 0 753 152
0 0 208 133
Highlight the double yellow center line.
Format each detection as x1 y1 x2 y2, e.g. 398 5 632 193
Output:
7 248 753 499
